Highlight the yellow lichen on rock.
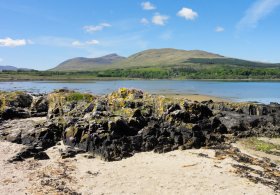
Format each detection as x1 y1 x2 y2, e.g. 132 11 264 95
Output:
0 93 5 112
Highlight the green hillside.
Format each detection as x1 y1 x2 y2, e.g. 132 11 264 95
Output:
51 48 280 72
110 48 224 69
51 48 224 71
2 48 280 80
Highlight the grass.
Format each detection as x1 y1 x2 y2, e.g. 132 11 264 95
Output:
65 92 94 102
0 91 26 112
241 137 280 153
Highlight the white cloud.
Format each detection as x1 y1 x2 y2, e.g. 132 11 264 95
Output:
86 40 100 45
100 23 111 27
72 40 99 47
141 1 156 10
83 23 111 33
0 37 27 47
140 18 149 25
152 13 169 26
32 36 100 48
237 0 280 29
215 26 225 32
177 7 198 20
71 41 83 47
0 58 3 62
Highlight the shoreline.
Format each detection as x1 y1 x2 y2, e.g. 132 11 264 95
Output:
0 88 233 103
1 78 280 82
0 88 264 104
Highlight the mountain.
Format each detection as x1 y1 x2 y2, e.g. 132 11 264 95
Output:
51 48 280 72
0 65 18 71
52 53 126 71
0 65 35 72
52 49 223 71
110 48 224 69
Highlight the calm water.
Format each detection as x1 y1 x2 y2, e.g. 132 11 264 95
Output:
0 80 280 104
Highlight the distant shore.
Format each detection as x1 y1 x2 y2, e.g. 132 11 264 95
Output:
2 77 280 82
2 70 280 82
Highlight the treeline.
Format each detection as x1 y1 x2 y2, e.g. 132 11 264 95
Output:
1 67 280 80
95 67 280 79
188 58 280 68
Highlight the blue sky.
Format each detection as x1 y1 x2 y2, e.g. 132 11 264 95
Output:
1 0 280 70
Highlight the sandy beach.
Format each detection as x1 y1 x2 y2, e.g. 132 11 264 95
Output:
0 140 278 195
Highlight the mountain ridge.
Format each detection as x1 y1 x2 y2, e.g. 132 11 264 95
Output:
0 65 34 71
52 53 126 71
50 48 280 72
0 65 18 71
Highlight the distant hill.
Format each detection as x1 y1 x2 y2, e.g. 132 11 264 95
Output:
0 65 18 71
111 48 224 69
0 65 35 72
51 49 224 71
2 48 280 80
51 48 280 73
52 54 126 71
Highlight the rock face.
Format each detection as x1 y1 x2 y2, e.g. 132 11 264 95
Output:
0 92 48 120
208 102 280 137
0 88 280 161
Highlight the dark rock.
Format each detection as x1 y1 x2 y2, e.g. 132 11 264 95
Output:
8 155 24 163
31 96 48 116
9 93 33 108
84 103 94 113
8 146 41 162
166 104 181 114
170 110 190 123
2 107 30 120
60 148 85 159
34 151 50 160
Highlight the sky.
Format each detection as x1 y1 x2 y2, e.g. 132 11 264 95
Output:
1 0 280 70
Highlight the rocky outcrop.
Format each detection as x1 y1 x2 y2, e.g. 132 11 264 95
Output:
208 102 280 137
0 91 48 120
1 88 280 162
31 95 49 117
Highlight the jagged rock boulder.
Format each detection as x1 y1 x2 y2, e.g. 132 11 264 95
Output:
9 93 33 108
1 88 280 162
2 107 31 120
58 88 230 161
0 91 33 120
31 95 49 117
